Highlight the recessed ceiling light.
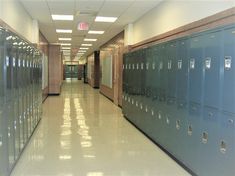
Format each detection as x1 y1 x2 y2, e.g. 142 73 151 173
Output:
61 47 71 50
88 30 104 34
95 16 117 23
52 15 73 21
56 29 72 33
81 44 92 46
84 38 97 41
61 43 71 46
80 47 89 50
59 38 71 41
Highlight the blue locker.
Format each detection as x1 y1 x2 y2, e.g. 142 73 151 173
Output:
203 30 222 108
164 41 178 152
122 53 130 118
137 49 147 130
174 38 189 160
150 46 161 141
198 30 222 175
217 112 235 176
222 26 235 114
158 43 170 149
0 27 8 176
142 47 153 134
186 34 204 173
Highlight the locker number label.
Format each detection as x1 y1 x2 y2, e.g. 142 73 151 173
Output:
205 57 211 69
178 60 182 69
190 59 195 69
225 56 232 70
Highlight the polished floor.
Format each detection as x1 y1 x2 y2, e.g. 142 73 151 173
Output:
11 81 191 176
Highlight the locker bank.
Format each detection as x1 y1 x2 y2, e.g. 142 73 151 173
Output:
1 1 235 176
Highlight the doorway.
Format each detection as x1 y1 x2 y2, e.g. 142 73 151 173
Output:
65 65 78 79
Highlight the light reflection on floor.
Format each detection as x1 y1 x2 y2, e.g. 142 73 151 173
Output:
11 81 191 176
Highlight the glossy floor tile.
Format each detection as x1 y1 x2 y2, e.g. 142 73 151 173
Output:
11 81 191 176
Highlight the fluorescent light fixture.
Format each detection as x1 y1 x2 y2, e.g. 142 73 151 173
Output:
84 38 97 42
61 43 71 46
52 15 73 21
95 16 117 23
61 47 71 50
81 44 92 46
59 38 71 41
80 47 89 50
78 50 86 53
56 29 72 33
88 30 104 34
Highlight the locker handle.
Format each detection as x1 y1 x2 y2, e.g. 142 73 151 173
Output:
228 119 234 125
208 112 213 117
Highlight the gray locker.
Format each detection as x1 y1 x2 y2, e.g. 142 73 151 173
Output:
0 25 43 176
175 38 189 160
217 112 235 176
222 27 235 113
0 27 8 176
186 34 204 173
203 30 222 108
158 44 169 147
123 23 235 176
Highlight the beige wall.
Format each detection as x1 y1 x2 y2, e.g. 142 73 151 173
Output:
129 0 235 45
0 0 39 43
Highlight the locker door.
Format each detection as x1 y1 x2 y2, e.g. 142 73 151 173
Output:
22 49 28 145
203 30 222 108
147 46 158 138
164 41 178 152
136 49 146 128
5 34 15 170
175 38 189 160
216 26 235 176
141 47 152 134
198 30 222 176
12 42 20 160
222 26 235 114
186 34 204 173
216 112 235 176
0 27 8 176
122 53 127 116
157 43 168 148
151 45 162 142
18 46 24 150
127 52 134 122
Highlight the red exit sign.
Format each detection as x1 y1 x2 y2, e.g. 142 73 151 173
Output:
78 22 89 30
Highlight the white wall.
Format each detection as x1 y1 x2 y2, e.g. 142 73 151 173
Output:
0 0 39 43
129 0 235 45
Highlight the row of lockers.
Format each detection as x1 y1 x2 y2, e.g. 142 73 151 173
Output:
0 26 42 176
123 24 235 176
